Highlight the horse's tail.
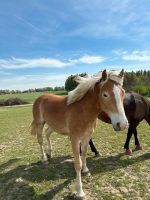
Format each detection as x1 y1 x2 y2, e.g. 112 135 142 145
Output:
31 121 38 136
30 95 45 136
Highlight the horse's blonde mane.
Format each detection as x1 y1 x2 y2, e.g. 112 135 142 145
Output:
67 70 123 105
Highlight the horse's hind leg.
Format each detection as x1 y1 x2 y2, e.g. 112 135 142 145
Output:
81 137 90 175
71 138 85 198
45 127 52 159
133 127 142 150
37 123 48 162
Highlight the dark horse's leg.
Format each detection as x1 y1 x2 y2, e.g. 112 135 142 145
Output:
89 139 101 157
133 127 143 150
80 139 101 157
124 125 133 155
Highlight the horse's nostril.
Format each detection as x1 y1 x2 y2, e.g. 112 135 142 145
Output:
116 122 121 129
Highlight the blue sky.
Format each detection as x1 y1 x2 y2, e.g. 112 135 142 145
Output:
0 0 150 90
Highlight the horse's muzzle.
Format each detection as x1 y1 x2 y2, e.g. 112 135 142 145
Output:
113 120 128 131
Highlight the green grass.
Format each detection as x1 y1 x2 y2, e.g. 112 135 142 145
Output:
0 105 149 200
0 91 67 103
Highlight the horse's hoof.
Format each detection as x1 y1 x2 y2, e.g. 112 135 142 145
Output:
94 152 102 157
74 196 85 200
41 155 48 163
40 160 49 165
82 167 91 176
81 168 91 176
125 149 132 155
135 145 143 150
44 160 49 165
74 192 85 200
82 171 91 176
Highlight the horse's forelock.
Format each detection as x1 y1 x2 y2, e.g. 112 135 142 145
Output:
109 76 123 86
108 71 124 86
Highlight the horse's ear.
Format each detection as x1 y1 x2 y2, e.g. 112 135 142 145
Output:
119 69 124 77
101 69 107 81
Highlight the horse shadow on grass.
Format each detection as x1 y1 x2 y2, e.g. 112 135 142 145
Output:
0 152 149 200
87 152 150 175
0 155 75 200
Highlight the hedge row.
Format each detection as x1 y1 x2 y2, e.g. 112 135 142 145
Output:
0 98 29 107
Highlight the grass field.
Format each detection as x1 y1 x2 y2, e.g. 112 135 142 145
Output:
0 92 149 105
0 91 67 103
0 105 150 200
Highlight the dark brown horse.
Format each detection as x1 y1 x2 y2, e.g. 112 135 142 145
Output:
89 92 150 155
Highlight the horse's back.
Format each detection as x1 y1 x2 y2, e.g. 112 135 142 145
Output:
124 92 149 123
32 94 67 123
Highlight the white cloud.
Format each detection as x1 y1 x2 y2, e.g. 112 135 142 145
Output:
0 74 69 90
116 50 150 62
69 55 104 64
122 51 150 62
0 57 70 69
0 70 12 75
78 55 104 64
0 55 104 70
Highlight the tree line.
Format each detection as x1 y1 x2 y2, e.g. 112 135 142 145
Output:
0 86 65 95
0 70 150 96
123 70 150 95
65 70 150 96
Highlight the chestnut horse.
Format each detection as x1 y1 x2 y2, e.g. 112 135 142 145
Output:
31 69 128 198
89 92 150 156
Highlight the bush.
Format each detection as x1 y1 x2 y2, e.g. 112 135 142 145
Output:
0 98 29 107
130 85 150 96
0 99 5 106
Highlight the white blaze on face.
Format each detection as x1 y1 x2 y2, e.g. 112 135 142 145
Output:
110 85 128 131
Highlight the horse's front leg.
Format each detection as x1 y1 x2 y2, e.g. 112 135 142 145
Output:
89 139 101 157
71 138 85 199
133 127 142 150
124 126 133 155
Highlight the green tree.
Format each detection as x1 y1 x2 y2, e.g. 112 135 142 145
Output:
124 71 141 91
65 73 88 92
